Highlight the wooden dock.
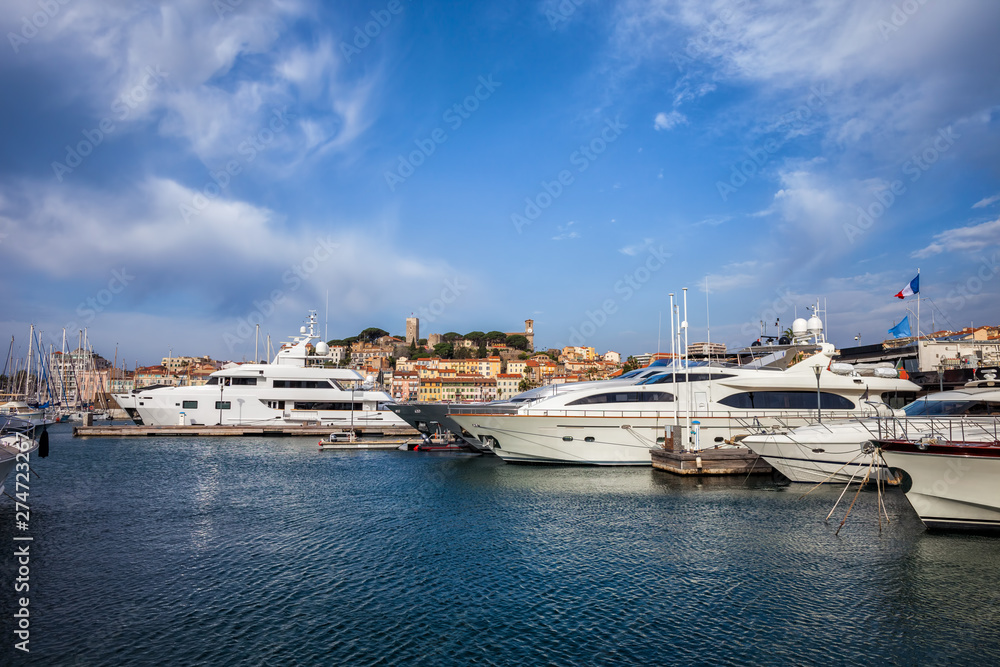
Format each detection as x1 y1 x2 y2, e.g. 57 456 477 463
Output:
648 427 771 475
650 446 772 476
74 424 420 438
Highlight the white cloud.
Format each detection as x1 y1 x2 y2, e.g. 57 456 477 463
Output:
913 217 1000 258
1 0 376 167
973 194 1000 209
552 221 580 241
0 178 465 318
613 1 1000 160
653 110 686 131
704 261 772 292
695 215 731 227
618 238 653 255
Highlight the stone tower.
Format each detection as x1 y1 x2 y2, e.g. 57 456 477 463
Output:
406 316 419 345
524 319 534 351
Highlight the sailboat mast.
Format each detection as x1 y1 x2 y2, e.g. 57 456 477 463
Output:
24 325 34 400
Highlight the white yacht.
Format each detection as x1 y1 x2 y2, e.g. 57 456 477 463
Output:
742 377 1000 484
0 418 39 497
388 360 676 450
450 318 920 465
114 313 408 428
879 433 1000 532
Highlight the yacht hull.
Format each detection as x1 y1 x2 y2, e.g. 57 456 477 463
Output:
740 423 892 484
880 441 1000 532
452 411 863 465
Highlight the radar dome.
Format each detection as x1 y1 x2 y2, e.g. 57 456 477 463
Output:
791 318 808 338
300 326 307 334
314 341 330 355
807 316 823 335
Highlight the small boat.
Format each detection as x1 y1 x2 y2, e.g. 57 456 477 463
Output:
319 431 356 445
0 417 41 497
0 401 44 421
878 437 1000 532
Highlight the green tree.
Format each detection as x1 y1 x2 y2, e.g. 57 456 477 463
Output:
486 330 506 344
433 342 454 359
443 332 462 342
465 331 486 346
506 334 529 350
621 355 639 373
359 327 390 344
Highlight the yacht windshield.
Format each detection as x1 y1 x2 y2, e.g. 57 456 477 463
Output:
901 399 995 416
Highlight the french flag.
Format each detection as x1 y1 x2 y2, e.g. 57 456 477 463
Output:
895 274 919 299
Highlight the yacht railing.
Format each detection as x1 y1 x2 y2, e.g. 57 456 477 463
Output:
477 408 867 421
864 414 1000 444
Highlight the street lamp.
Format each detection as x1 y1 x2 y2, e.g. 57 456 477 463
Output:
813 365 822 424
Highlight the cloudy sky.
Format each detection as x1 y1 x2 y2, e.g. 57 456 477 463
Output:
2 0 999 366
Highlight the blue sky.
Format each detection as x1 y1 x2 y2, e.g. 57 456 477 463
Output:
2 0 999 367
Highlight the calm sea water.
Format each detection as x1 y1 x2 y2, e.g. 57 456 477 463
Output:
2 424 1000 665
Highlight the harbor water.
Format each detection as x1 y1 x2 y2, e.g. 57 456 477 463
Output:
3 425 1000 665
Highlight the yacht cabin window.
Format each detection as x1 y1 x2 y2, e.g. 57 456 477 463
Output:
718 391 855 410
567 391 674 406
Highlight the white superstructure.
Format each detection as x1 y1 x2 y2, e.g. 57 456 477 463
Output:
113 313 407 428
451 337 920 465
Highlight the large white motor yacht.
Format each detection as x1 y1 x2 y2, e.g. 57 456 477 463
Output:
450 319 920 465
114 313 407 428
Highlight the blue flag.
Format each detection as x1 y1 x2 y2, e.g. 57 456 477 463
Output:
888 315 911 338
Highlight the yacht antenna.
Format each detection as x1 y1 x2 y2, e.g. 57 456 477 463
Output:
255 324 259 364
657 312 661 355
704 275 711 362
325 290 330 342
